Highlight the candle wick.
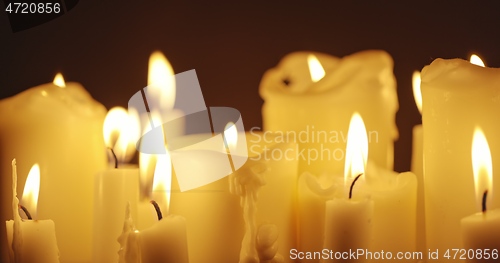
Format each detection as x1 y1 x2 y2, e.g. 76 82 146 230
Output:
150 200 163 221
349 173 363 200
482 190 488 213
108 147 118 169
18 205 32 220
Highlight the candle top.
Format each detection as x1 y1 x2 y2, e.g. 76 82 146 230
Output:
421 58 500 92
259 50 396 98
0 81 106 118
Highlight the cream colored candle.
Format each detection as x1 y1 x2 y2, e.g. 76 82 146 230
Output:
460 127 500 262
411 71 426 253
260 50 398 174
297 172 337 255
93 107 141 263
421 57 500 257
140 152 188 263
362 164 417 258
139 214 188 263
0 74 106 263
322 113 373 263
169 131 298 263
6 160 59 263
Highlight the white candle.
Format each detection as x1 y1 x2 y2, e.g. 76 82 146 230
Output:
297 172 337 254
322 113 373 263
421 55 500 257
93 107 141 263
139 151 188 263
410 70 426 253
169 130 298 263
260 50 398 174
461 127 500 262
0 74 107 263
5 159 59 263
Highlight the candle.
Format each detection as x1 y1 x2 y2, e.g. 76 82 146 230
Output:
260 50 398 174
421 55 500 257
460 127 500 262
322 113 373 263
297 172 336 255
361 163 417 258
5 159 59 263
168 129 298 263
133 51 185 231
410 70 426 253
139 151 189 263
93 107 141 263
0 73 107 263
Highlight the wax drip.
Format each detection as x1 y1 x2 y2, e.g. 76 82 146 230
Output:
349 173 363 199
256 224 284 263
108 147 118 169
11 159 23 263
117 202 140 263
482 190 488 213
230 162 267 263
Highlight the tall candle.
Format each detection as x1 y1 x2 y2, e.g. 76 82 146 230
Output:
460 127 500 262
410 70 426 253
0 74 107 263
93 107 141 263
5 160 59 263
421 57 500 257
260 50 398 174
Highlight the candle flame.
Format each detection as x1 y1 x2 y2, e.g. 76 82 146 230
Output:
223 122 238 153
412 71 422 114
139 112 165 192
148 51 176 110
152 149 172 214
344 112 368 186
470 54 485 67
471 127 493 210
53 73 66 88
307 54 325 82
103 107 141 163
21 164 40 219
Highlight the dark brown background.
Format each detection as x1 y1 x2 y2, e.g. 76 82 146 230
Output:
1 1 500 172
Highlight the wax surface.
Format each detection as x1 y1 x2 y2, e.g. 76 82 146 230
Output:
93 167 140 263
461 210 500 263
6 219 59 263
322 198 373 263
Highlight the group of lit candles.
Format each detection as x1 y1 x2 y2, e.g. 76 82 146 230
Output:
0 49 499 263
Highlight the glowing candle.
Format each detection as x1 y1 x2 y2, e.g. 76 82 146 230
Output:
139 151 189 263
5 160 59 263
322 113 373 263
410 70 425 253
460 127 500 261
260 50 398 174
421 54 500 257
93 107 141 263
0 73 106 263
